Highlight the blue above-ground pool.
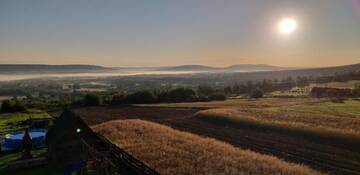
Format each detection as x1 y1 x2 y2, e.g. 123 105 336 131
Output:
1 129 47 152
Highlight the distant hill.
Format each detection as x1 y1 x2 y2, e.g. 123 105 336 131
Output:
225 64 291 71
160 64 291 72
216 63 360 83
159 65 219 71
0 64 113 74
291 63 360 75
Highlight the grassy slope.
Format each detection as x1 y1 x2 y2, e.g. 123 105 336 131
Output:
93 119 321 175
0 111 64 175
269 100 360 117
141 98 360 145
0 111 51 136
142 98 360 132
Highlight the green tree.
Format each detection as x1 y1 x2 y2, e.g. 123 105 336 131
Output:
126 91 155 104
197 85 214 97
1 99 25 113
353 83 360 97
111 93 126 105
83 94 101 106
250 88 264 99
208 93 226 101
223 86 232 95
168 88 196 102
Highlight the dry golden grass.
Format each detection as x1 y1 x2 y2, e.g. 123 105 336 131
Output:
195 108 360 149
93 119 321 175
140 97 360 136
197 107 360 135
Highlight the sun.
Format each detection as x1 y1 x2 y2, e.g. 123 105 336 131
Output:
278 18 297 34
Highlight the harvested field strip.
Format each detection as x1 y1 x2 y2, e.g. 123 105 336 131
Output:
195 109 360 151
161 118 360 175
230 108 360 133
267 100 360 118
93 119 320 175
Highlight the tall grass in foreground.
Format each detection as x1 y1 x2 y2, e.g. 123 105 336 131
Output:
93 119 321 175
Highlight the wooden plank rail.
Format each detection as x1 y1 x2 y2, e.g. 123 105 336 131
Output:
79 126 160 175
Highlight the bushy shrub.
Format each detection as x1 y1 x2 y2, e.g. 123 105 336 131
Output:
1 99 26 113
168 88 196 102
83 94 101 106
250 88 264 99
126 91 155 104
208 93 226 101
353 84 360 97
111 93 126 105
197 85 214 97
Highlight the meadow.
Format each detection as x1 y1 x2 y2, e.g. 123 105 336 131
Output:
93 119 321 175
195 99 360 135
0 110 51 136
0 111 59 174
143 97 360 145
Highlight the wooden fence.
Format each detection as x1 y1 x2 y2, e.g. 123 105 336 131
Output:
78 119 160 175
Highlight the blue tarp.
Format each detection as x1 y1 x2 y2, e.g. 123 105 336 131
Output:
1 129 47 151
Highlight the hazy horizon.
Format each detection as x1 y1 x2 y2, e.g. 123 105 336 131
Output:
1 0 360 67
0 62 358 69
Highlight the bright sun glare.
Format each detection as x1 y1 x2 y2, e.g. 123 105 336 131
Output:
278 18 297 34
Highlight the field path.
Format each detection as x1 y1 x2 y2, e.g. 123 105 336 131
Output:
74 106 360 175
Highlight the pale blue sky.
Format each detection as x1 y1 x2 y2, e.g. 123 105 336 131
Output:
0 0 359 67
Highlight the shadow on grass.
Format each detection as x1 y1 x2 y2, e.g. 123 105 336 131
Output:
0 148 67 175
194 113 360 152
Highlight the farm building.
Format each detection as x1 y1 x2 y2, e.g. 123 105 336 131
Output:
311 87 352 98
46 109 159 175
46 109 104 165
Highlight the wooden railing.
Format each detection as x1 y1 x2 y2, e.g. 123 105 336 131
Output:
79 127 160 175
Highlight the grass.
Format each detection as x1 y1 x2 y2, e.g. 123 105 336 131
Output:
268 100 360 117
0 111 62 174
0 148 48 170
0 111 51 136
141 97 360 148
0 148 66 175
194 105 360 153
7 166 67 175
93 119 321 175
142 98 360 133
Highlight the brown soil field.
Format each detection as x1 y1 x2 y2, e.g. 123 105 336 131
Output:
93 119 320 175
74 103 360 175
74 106 198 125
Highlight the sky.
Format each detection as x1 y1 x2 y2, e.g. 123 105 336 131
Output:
0 0 359 67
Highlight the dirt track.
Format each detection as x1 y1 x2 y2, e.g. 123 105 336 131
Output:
74 106 360 175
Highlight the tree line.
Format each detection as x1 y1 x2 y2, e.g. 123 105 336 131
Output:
80 87 227 106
